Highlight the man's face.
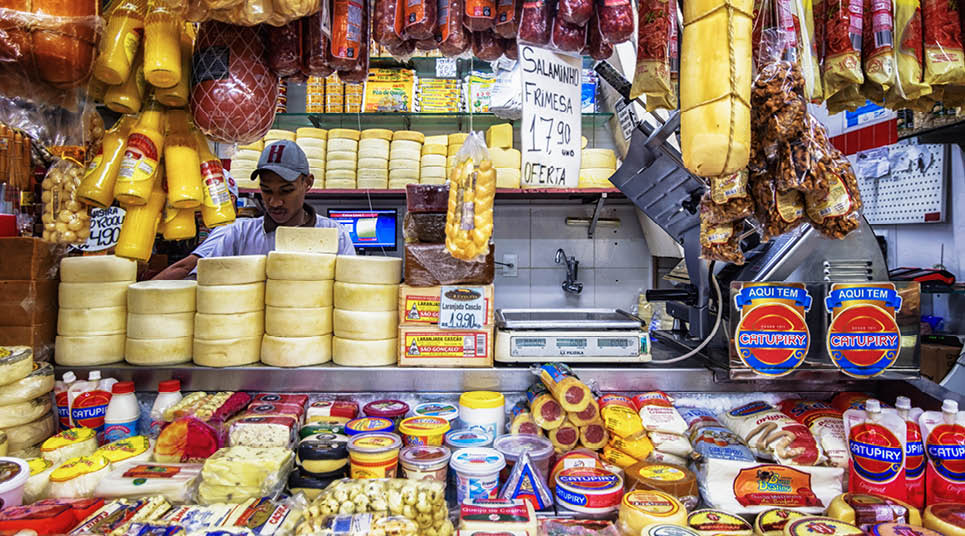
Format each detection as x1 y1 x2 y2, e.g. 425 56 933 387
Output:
259 171 312 224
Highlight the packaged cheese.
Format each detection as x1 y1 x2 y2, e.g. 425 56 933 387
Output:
842 399 908 501
3 412 56 455
200 446 294 490
894 396 925 509
93 461 202 503
95 436 153 467
689 509 754 536
782 517 864 536
526 383 565 430
0 346 34 387
600 394 645 439
41 427 98 465
754 508 808 536
624 461 699 510
539 363 591 413
924 504 965 535
0 362 54 406
695 458 843 514
460 498 537 535
296 432 349 474
919 399 965 504
722 401 823 465
778 399 848 469
617 490 688 535
632 392 688 435
229 416 297 448
649 432 693 458
23 457 55 503
825 493 921 530
47 454 112 498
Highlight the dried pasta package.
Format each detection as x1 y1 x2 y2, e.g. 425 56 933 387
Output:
750 171 805 239
922 0 965 84
445 132 495 261
822 0 864 97
630 0 675 99
860 0 896 101
805 151 863 239
889 0 932 102
700 219 745 265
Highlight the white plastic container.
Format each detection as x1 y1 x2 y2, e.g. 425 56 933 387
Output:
0 457 30 507
149 380 182 437
458 391 505 440
104 381 140 442
449 447 505 504
54 371 77 429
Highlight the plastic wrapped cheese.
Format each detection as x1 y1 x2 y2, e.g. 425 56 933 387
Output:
42 427 99 465
199 446 293 504
229 416 297 448
0 396 53 428
95 436 154 467
0 346 34 387
93 460 202 503
47 454 112 498
403 243 495 286
23 457 55 503
3 412 56 455
0 362 54 406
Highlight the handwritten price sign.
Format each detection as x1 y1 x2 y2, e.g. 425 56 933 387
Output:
71 206 125 252
520 46 581 188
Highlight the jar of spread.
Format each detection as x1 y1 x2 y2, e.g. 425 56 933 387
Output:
493 433 554 485
347 433 402 479
345 417 395 436
400 445 451 483
445 430 493 451
450 447 506 504
0 457 29 507
363 400 410 427
399 416 451 446
414 402 460 423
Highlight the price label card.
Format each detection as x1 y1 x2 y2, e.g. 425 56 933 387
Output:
520 45 582 188
438 286 486 329
70 206 125 252
436 58 458 78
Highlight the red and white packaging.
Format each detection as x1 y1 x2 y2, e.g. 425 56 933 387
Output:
894 396 925 509
779 399 849 469
307 400 359 422
721 401 823 466
631 391 688 435
843 399 908 501
918 399 965 505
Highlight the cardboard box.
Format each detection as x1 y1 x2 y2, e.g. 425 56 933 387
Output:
399 284 495 326
0 323 55 361
397 325 494 368
0 280 57 326
0 238 59 280
920 341 962 382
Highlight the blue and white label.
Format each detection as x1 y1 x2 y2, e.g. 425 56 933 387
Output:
103 419 139 442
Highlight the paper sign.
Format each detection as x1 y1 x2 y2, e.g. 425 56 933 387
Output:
436 57 457 78
71 206 125 252
520 46 581 188
438 286 485 329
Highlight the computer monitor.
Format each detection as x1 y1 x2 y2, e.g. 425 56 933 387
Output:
327 208 398 250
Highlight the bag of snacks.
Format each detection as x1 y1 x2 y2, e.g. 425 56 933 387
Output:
700 219 746 264
699 171 754 225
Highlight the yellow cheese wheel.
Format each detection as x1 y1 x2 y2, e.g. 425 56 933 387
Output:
333 281 398 311
448 145 463 157
239 140 264 151
420 165 446 178
59 281 130 308
358 178 389 189
193 336 262 367
421 154 446 167
266 251 336 281
358 157 389 169
333 309 398 340
328 128 360 141
618 490 688 535
390 139 422 154
393 130 425 143
264 129 295 142
325 178 357 189
327 138 358 153
332 337 397 367
389 179 419 189
419 177 446 186
276 227 340 254
496 168 521 188
126 312 194 339
307 158 326 170
266 279 334 308
60 256 137 282
232 149 261 162
125 336 192 366
422 144 447 156
195 311 265 338
261 334 332 367
357 170 389 181
335 256 401 284
197 255 266 285
54 334 125 366
195 282 265 314
265 306 333 337
126 280 197 314
389 170 419 183
424 135 448 145
326 159 357 171
924 504 965 535
448 133 468 145
359 138 390 154
299 142 328 158
389 158 420 171
57 306 126 336
296 127 328 140
582 149 617 169
360 129 393 141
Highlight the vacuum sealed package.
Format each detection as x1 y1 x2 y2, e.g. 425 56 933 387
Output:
40 158 91 245
267 20 302 77
517 0 551 45
445 132 495 261
822 0 864 98
93 461 202 503
438 0 471 56
374 0 405 47
302 11 335 78
494 0 522 37
550 18 587 53
861 0 896 100
888 0 931 104
804 149 863 239
404 0 438 40
585 12 613 60
630 0 675 99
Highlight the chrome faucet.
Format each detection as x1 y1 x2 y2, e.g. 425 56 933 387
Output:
555 248 583 294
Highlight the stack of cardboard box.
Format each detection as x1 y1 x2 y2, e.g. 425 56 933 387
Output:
0 238 59 360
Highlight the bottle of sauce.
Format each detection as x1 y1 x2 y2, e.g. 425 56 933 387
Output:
161 205 196 240
78 115 138 208
149 379 182 437
194 129 236 228
94 0 147 85
104 381 140 442
156 24 193 107
143 0 181 88
163 109 202 208
115 173 166 261
115 95 165 205
104 48 146 115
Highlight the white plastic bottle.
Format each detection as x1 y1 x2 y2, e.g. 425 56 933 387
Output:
54 371 77 429
103 381 140 442
149 380 182 437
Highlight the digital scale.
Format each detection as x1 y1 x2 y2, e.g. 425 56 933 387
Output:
494 309 651 364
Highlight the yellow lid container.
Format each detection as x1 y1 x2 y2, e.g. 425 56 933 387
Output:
460 391 504 409
398 416 450 447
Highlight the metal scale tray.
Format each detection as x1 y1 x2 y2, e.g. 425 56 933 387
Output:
495 309 650 364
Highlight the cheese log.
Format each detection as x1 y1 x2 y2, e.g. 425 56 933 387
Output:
261 334 332 367
539 363 591 413
528 384 565 430
332 337 397 366
125 336 193 366
610 432 655 460
548 419 580 452
266 252 336 280
826 493 922 528
127 280 197 313
275 227 339 254
510 403 543 436
194 336 262 367
126 312 194 338
60 256 137 282
54 334 125 366
334 256 402 284
579 423 609 450
197 255 267 285
265 306 333 337
568 399 600 427
333 309 398 340
196 283 265 314
680 0 752 176
265 280 334 308
195 311 265 338
60 281 131 309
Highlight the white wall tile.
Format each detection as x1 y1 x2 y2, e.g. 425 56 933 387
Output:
494 206 533 269
530 267 596 307
494 269 532 309
594 268 650 309
594 238 651 269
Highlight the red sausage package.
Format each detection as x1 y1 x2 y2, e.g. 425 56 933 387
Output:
630 0 674 99
303 11 335 78
551 17 587 52
330 0 369 70
918 399 965 505
494 0 523 36
473 28 507 60
585 11 613 59
337 46 370 83
504 37 519 58
466 0 497 30
894 396 925 509
438 0 472 56
405 0 439 40
596 0 634 44
518 0 552 45
922 0 965 85
374 0 407 46
822 0 864 98
861 0 896 98
843 399 908 501
559 0 592 25
191 21 279 145
267 20 303 77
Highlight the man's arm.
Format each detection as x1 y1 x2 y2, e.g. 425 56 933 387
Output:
153 254 200 280
153 224 234 280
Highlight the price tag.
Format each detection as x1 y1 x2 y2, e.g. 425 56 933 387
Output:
614 99 638 142
438 286 485 330
520 46 581 188
436 58 458 78
70 206 125 252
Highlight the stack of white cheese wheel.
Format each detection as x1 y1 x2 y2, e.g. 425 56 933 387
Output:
332 256 402 367
357 129 392 189
420 142 447 185
578 149 618 188
262 227 340 367
325 128 360 189
124 280 197 366
194 255 267 367
231 140 263 190
446 133 468 178
296 127 327 189
389 131 425 189
55 256 137 366
492 148 523 189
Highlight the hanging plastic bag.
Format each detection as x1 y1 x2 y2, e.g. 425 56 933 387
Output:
445 132 496 261
41 158 91 245
888 0 932 103
860 0 896 101
700 219 745 264
629 0 675 99
822 0 864 98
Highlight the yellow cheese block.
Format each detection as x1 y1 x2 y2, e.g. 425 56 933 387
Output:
197 255 267 285
490 148 521 168
296 127 328 140
360 128 393 141
357 178 389 189
333 281 398 311
422 144 447 156
59 281 130 309
194 336 262 367
335 257 402 284
448 133 468 145
448 144 463 157
420 166 446 179
58 306 126 336
424 135 448 145
328 128 360 141
582 149 617 169
276 227 339 254
195 311 265 338
54 334 125 366
327 138 358 153
332 336 397 366
266 279 334 308
496 168 521 188
239 141 264 151
393 130 425 143
267 251 336 280
358 157 388 169
333 309 399 340
264 129 295 142
126 312 194 339
261 334 332 367
265 306 333 337
578 168 616 188
486 123 513 148
421 154 446 167
60 256 137 282
125 336 192 366
196 282 265 314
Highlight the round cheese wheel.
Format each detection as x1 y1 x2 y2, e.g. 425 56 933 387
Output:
328 128 360 141
126 312 194 339
59 281 130 308
755 509 808 536
392 130 425 143
389 180 419 189
420 165 446 178
55 334 125 366
783 518 863 536
125 336 192 366
326 150 357 162
127 280 197 314
0 396 50 428
335 256 401 284
421 154 446 167
326 160 357 172
4 412 56 454
418 177 446 186
232 149 260 162
357 157 389 169
389 169 419 182
333 309 398 340
299 143 327 159
688 509 753 536
359 138 390 153
327 138 358 153
325 178 357 189
357 178 388 189
332 337 397 367
266 251 336 281
261 334 332 367
57 306 126 336
390 139 422 153
421 144 447 156
195 311 265 338
264 129 295 142
624 461 699 510
307 158 326 170
448 133 468 145
0 364 54 406
266 279 334 307
197 255 266 285
390 150 421 162
296 127 328 140
60 256 137 282
265 306 333 337
333 282 398 312
361 128 393 141
424 134 448 145
196 282 265 314
924 504 965 536
389 158 420 171
193 336 262 367
618 490 688 535
239 140 264 151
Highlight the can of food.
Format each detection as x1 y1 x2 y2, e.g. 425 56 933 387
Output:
398 416 451 446
400 445 451 483
347 433 402 479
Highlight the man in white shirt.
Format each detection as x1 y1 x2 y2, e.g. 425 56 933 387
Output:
154 140 355 280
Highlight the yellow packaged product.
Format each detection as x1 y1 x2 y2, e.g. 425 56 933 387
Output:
602 443 640 468
41 427 98 464
610 432 654 459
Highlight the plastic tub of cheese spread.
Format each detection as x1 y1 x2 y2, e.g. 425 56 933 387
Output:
348 433 402 479
400 445 451 483
363 400 410 427
445 430 493 451
494 434 554 485
345 417 395 436
399 416 451 446
414 402 459 423
450 447 505 504
0 457 29 507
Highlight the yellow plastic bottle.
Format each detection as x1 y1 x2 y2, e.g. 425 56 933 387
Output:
77 115 138 208
164 109 203 208
194 129 236 228
94 0 147 85
156 24 193 107
115 172 166 261
162 204 196 240
143 0 181 89
115 96 165 205
104 48 146 115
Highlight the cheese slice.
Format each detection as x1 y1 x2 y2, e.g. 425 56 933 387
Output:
490 148 522 168
194 336 262 367
582 149 618 169
58 306 126 336
496 168 521 188
424 135 448 145
60 256 137 282
448 133 468 145
421 154 446 167
327 138 358 153
422 144 447 156
327 128 360 141
296 127 328 140
197 255 267 285
358 157 388 169
265 306 333 337
195 282 265 314
125 336 192 366
59 281 130 309
126 312 194 339
55 334 125 366
324 178 356 189
266 251 336 280
195 311 265 338
127 280 197 314
360 128 393 141
333 309 398 340
261 334 332 367
393 130 425 143
266 279 334 308
276 227 339 254
332 337 397 367
357 178 389 189
333 282 398 311
335 256 401 284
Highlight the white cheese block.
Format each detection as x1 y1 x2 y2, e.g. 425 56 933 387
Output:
333 337 397 367
57 306 126 336
357 178 388 189
126 312 194 339
496 168 522 189
490 148 522 168
357 169 389 180
334 256 402 284
127 280 197 314
333 309 398 340
422 143 447 156
261 334 332 367
307 158 326 170
59 281 130 308
125 336 192 366
389 158 420 171
421 154 446 167
424 135 448 145
333 282 398 311
266 251 336 280
275 227 339 254
357 157 388 169
389 149 421 162
54 334 125 366
60 256 137 282
326 159 357 171
359 139 390 154
265 279 334 307
197 255 267 285
420 165 446 179
193 336 262 367
325 178 357 189
195 282 265 314
265 306 333 337
391 140 422 155
388 179 419 189
582 148 617 169
195 311 265 338
327 138 358 153
419 177 446 186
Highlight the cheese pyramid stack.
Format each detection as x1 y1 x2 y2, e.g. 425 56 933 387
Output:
325 128 360 189
357 129 392 189
420 142 447 185
231 140 263 190
446 132 468 177
389 131 424 189
579 149 618 188
55 256 136 366
332 256 402 367
125 280 197 366
194 255 266 367
262 227 338 367
296 128 328 189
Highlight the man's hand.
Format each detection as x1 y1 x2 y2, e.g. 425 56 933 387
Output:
153 254 200 280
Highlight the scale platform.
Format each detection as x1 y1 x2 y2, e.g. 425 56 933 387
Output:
494 309 651 364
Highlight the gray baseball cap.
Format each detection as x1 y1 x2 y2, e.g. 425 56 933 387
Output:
252 140 310 182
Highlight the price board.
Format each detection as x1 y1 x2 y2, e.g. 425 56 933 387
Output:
438 286 486 330
71 206 125 252
520 45 582 188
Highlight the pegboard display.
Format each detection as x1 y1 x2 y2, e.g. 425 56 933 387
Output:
851 140 947 224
